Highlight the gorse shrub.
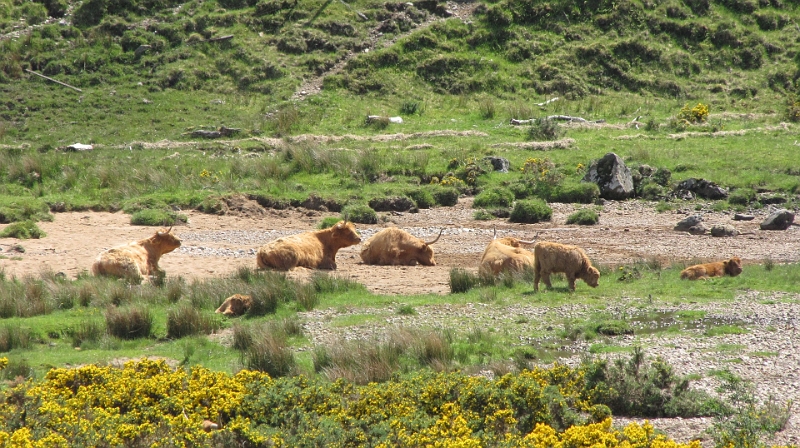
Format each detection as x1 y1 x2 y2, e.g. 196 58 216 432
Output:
567 208 599 225
677 102 709 123
510 198 552 223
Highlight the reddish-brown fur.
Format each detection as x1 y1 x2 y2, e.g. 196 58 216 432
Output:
91 228 181 282
256 221 361 270
215 294 253 317
680 257 743 280
533 241 600 291
360 227 441 266
478 237 536 276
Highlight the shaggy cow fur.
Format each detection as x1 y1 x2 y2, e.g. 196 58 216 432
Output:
256 221 361 270
360 227 443 266
533 241 600 291
680 257 743 280
478 237 536 276
91 228 181 282
215 294 253 317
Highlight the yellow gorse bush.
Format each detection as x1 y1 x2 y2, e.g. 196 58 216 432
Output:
677 102 709 123
0 358 748 447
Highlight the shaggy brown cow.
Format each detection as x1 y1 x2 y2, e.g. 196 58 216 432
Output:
91 228 181 282
360 227 444 266
533 241 600 291
478 235 537 276
256 220 361 270
680 257 742 280
215 294 253 317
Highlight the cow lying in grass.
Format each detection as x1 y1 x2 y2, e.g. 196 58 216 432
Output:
215 294 253 317
92 228 181 283
360 227 443 266
478 234 537 277
533 241 600 291
256 220 361 270
680 257 742 280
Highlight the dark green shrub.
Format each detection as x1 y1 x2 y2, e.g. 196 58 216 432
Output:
641 182 665 200
473 210 495 220
400 100 421 115
105 306 153 340
508 180 534 199
431 186 460 206
728 188 756 205
510 199 552 223
0 221 46 239
166 303 220 339
341 203 377 224
527 118 564 141
246 286 280 316
566 209 599 225
581 347 728 418
548 181 599 204
473 187 514 208
406 188 435 209
72 0 106 27
130 209 187 226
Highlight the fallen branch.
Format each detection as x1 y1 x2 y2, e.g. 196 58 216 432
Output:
509 115 605 125
187 126 241 139
25 69 82 92
536 97 559 107
207 34 234 43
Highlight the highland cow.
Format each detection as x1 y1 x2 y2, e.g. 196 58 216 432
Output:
680 257 743 280
360 227 443 266
533 241 600 291
91 228 181 283
256 221 361 270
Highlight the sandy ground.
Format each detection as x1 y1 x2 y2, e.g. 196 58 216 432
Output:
1 198 798 294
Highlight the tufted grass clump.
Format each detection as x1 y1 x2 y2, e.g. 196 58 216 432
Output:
566 209 599 225
318 216 341 229
510 198 552 223
67 319 105 348
431 186 460 206
0 323 33 352
0 221 46 239
105 306 153 340
166 303 221 339
728 188 757 205
547 181 600 204
341 203 377 224
405 188 435 209
240 323 296 377
527 118 564 141
449 268 481 294
473 186 514 208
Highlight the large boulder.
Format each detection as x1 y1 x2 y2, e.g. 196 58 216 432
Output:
675 178 728 200
484 156 510 173
710 224 739 237
583 153 634 200
760 209 795 230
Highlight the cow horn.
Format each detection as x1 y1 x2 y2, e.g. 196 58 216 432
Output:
167 226 173 233
492 226 497 240
517 231 540 245
424 228 445 245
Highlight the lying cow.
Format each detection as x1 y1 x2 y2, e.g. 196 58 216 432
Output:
215 294 253 317
91 228 181 282
256 220 361 270
360 227 444 266
680 257 742 280
533 241 600 291
478 232 537 276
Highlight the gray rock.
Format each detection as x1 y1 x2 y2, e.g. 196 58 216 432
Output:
676 178 729 200
688 224 708 235
711 224 739 237
674 214 704 232
733 213 755 221
583 153 635 200
760 209 795 231
484 156 510 173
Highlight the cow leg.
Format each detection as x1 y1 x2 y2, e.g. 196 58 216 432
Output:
534 269 541 291
542 272 553 289
567 274 577 291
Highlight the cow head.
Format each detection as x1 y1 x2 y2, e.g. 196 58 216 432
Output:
418 228 445 265
724 257 743 277
331 221 361 247
584 266 600 287
153 227 182 254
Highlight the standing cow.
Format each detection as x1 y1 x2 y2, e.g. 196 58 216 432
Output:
256 220 361 270
478 232 537 276
360 227 444 266
91 228 181 282
533 241 600 291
